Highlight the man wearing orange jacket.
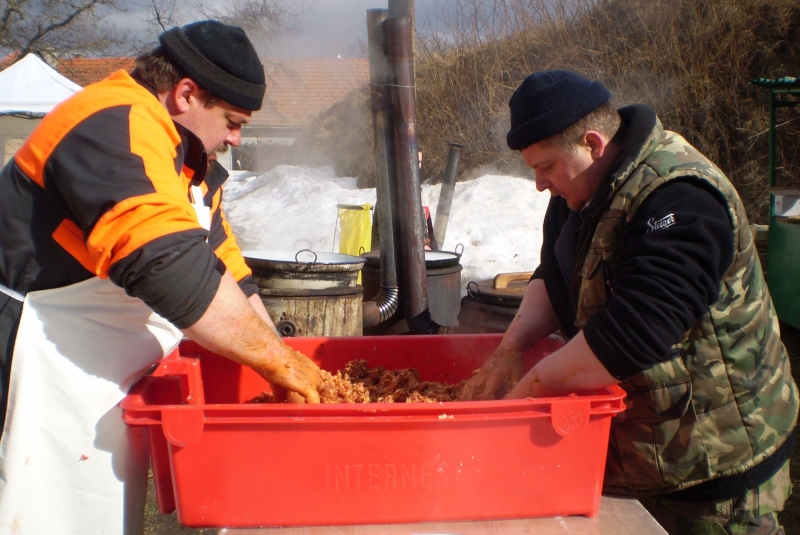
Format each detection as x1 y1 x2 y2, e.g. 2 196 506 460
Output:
0 20 320 533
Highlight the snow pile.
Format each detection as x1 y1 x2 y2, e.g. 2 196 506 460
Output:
223 165 551 293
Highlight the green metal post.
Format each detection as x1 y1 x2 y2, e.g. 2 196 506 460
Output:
769 91 776 189
750 77 800 329
769 91 776 217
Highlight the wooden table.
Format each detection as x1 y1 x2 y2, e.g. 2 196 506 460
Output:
218 495 667 535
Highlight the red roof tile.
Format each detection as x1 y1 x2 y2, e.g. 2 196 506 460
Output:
54 57 135 86
0 52 21 71
2 54 369 129
254 58 369 127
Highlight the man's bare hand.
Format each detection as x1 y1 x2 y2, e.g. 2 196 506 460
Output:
503 367 546 399
459 345 525 401
256 347 321 404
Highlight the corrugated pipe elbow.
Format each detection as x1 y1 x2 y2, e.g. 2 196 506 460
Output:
362 286 400 327
407 309 443 335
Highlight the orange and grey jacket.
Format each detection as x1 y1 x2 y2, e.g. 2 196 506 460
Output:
0 70 256 329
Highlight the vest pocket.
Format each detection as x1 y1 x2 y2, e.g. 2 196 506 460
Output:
576 250 610 327
610 376 709 489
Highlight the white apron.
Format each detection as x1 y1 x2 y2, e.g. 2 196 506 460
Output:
0 277 183 534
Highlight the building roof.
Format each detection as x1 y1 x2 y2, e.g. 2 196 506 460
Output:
255 58 369 128
0 53 134 85
55 57 136 86
1 54 369 129
0 52 20 71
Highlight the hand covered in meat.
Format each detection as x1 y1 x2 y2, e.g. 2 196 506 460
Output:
459 345 525 401
250 360 465 404
258 347 321 404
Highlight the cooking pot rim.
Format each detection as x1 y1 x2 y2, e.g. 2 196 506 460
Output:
424 250 460 267
360 249 461 268
242 249 366 266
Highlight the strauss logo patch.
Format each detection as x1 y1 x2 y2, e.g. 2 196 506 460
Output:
647 213 676 232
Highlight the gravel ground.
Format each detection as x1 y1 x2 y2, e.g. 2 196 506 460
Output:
143 321 800 534
144 472 213 535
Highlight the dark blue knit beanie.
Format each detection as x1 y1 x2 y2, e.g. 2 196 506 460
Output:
506 70 610 150
159 20 266 111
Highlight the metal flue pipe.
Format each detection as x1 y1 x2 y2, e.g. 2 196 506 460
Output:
433 142 464 249
387 16 441 334
362 8 401 327
388 0 415 55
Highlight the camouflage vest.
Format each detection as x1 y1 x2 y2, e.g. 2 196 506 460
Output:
574 120 799 495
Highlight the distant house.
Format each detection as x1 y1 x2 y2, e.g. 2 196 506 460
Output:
243 58 369 172
1 53 369 172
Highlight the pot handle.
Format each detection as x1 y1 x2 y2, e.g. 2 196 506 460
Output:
295 248 318 266
454 243 464 256
466 280 480 297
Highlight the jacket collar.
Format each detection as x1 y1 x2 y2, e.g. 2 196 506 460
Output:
585 104 661 214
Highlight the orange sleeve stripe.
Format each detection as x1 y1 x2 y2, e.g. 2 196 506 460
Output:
51 219 97 274
13 71 211 280
211 188 221 212
128 105 187 197
215 207 252 282
15 71 172 188
77 103 208 273
87 193 201 277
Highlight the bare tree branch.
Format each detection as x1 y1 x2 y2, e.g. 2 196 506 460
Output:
0 0 304 68
186 0 307 57
17 0 101 57
125 0 304 58
1 0 125 59
140 0 179 34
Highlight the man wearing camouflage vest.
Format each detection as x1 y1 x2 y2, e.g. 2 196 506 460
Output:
461 70 798 534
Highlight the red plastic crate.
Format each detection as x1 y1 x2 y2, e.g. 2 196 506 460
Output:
121 334 626 528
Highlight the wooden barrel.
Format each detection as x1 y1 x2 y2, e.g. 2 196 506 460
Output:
243 250 365 337
257 286 364 337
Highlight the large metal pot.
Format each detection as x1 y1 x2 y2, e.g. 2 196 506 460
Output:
242 250 366 337
360 247 462 270
454 272 532 334
422 251 460 268
359 247 463 334
242 249 366 290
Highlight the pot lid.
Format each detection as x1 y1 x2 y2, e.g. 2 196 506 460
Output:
361 249 462 268
425 251 458 263
243 249 365 266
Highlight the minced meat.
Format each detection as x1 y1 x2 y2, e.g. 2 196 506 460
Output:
248 359 465 404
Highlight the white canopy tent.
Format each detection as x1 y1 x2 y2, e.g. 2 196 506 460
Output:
0 53 81 115
0 53 81 164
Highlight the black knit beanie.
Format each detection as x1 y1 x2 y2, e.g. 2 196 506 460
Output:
506 70 610 151
159 20 266 111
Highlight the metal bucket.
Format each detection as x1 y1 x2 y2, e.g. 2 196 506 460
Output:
243 250 365 337
360 249 463 335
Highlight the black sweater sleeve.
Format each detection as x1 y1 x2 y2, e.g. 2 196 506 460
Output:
583 180 735 380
